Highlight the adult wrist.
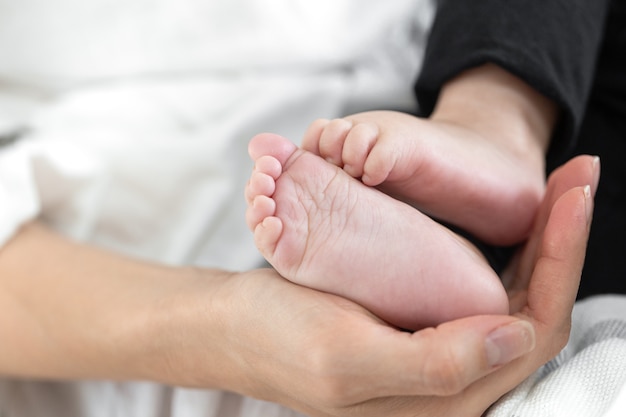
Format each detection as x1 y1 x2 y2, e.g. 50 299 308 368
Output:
132 266 257 395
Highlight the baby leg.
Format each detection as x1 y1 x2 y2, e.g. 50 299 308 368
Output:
302 111 545 246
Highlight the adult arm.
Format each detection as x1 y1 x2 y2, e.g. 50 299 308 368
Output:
0 221 532 398
0 154 596 416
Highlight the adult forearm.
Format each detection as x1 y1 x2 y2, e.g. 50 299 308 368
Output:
0 171 596 417
0 221 230 385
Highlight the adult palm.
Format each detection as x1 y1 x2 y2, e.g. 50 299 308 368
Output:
198 155 597 417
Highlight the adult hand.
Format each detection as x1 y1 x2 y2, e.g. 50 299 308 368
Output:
157 155 597 417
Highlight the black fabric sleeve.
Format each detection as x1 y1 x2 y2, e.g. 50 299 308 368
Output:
415 0 611 169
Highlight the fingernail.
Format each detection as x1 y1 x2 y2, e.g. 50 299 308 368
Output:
485 321 535 367
584 184 594 226
592 156 601 195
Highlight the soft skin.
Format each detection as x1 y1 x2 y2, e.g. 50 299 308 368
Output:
302 64 558 246
0 155 597 417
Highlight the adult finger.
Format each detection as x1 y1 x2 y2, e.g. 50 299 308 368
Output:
536 155 599 238
525 185 592 335
506 154 599 291
463 184 593 414
342 315 536 399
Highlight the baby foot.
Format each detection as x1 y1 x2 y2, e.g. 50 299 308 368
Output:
301 111 545 245
246 133 508 330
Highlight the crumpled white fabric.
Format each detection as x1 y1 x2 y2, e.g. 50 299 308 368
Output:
0 75 361 269
0 0 434 416
0 0 433 263
487 295 626 417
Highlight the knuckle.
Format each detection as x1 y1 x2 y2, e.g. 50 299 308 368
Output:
539 315 573 359
422 344 468 395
